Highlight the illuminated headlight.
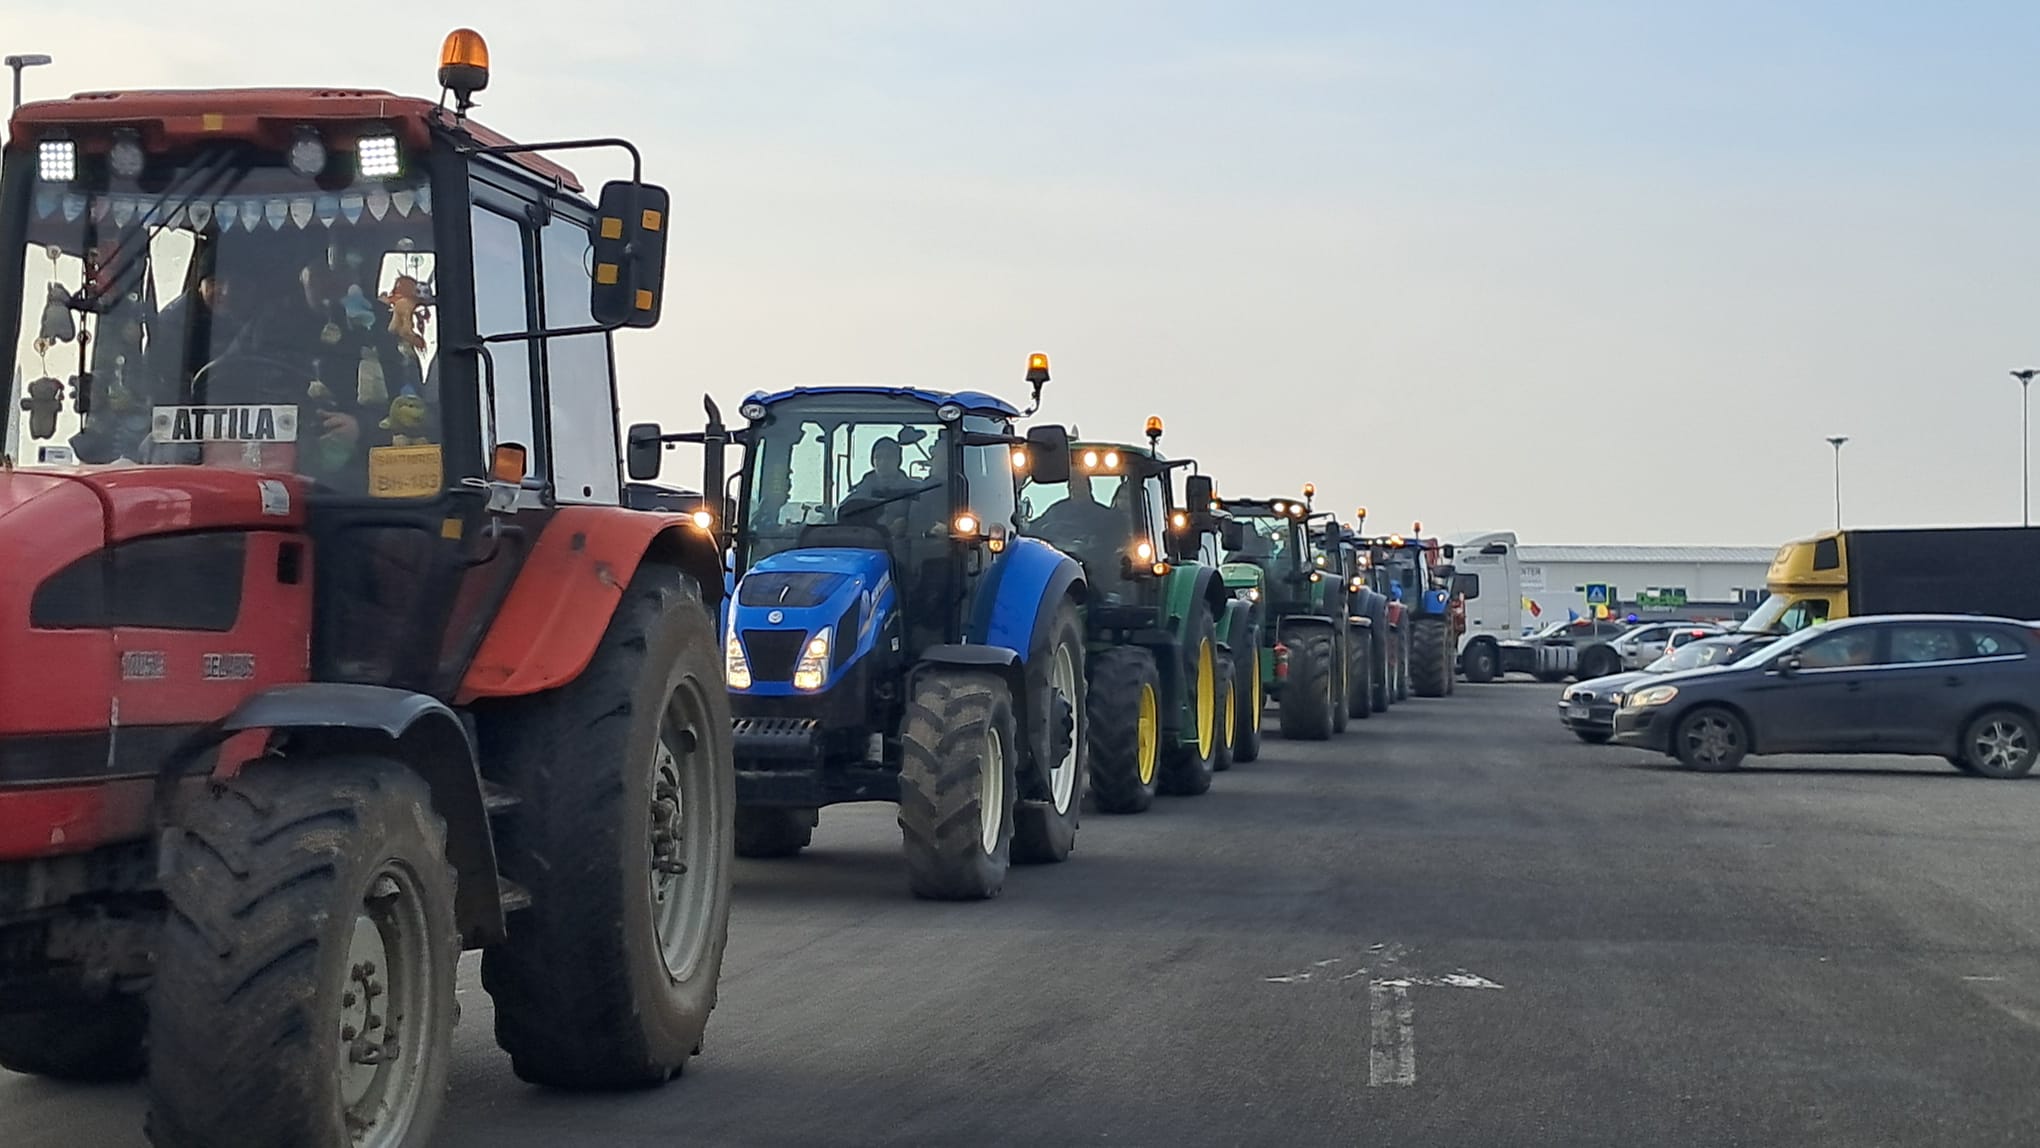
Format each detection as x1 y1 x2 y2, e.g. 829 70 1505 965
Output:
1314 554 1327 567
1134 539 1154 561
937 402 965 423
1011 448 1029 471
37 139 76 182
288 128 328 177
1102 450 1120 469
725 628 753 690
108 132 146 180
1628 685 1679 707
793 628 833 691
356 133 402 178
1309 571 1322 582
740 399 768 421
1082 450 1099 469
690 509 715 531
1172 512 1187 530
1248 587 1261 602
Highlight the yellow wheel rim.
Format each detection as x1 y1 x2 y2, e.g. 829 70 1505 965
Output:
1251 659 1263 722
1222 678 1236 753
1136 683 1159 785
1194 638 1215 760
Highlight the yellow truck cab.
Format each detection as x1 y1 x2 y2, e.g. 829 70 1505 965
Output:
1742 527 2040 634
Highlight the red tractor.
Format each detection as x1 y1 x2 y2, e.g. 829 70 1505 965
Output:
0 30 734 1147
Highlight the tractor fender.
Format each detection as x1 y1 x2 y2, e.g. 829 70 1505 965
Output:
911 645 1033 755
1274 614 1339 634
1218 597 1255 655
1419 587 1451 617
971 536 1087 664
460 507 724 702
212 683 506 946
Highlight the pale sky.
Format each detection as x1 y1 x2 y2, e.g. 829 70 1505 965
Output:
11 1 2038 544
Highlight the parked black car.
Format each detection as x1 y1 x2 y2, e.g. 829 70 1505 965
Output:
1560 632 1778 743
1611 614 2040 777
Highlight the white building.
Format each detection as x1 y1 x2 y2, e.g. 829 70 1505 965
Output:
1448 532 1775 631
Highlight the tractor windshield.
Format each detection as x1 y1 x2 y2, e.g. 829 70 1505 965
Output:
1019 452 1167 605
743 394 948 563
1226 510 1303 574
4 143 442 495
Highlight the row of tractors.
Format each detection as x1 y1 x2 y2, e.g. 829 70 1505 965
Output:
0 30 1472 1148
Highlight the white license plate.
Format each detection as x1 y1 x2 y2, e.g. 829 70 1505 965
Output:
1567 704 1590 720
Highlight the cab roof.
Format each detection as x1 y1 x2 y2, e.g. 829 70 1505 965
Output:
744 385 1019 418
6 88 580 191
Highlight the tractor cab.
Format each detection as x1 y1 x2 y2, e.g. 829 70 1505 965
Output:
1220 493 1340 618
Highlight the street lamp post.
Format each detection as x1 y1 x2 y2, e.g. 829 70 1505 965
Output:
2014 370 2037 528
1826 436 1849 530
5 54 52 114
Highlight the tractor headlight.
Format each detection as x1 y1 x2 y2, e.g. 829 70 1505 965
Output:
1628 685 1679 708
1248 587 1261 602
725 627 753 690
793 627 833 691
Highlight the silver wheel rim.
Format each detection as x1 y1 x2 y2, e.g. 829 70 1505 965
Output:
650 682 720 982
980 721 1008 855
1975 719 2030 772
337 862 435 1148
1685 714 1739 766
1047 643 1079 813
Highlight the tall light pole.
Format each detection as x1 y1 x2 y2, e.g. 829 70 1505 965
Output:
5 54 52 114
1825 436 1849 530
2014 369 2037 527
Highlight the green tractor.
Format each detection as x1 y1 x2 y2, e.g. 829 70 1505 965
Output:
1217 488 1372 740
1017 418 1256 812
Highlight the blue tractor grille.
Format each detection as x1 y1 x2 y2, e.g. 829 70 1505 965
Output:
742 629 807 682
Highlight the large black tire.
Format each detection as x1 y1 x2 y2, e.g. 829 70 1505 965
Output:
1213 672 1238 772
0 997 147 1081
897 670 1019 899
1278 624 1336 740
735 807 815 858
1370 624 1391 713
1959 710 2040 779
480 567 734 1089
148 757 458 1148
1014 598 1087 864
1394 629 1410 701
1674 706 1749 772
1162 605 1221 796
1578 645 1622 681
1348 628 1373 721
1463 640 1499 684
1330 628 1351 734
1410 617 1453 698
1086 647 1163 814
1232 623 1264 764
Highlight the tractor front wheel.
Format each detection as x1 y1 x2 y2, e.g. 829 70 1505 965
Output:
1232 623 1264 764
0 997 147 1082
1370 627 1392 713
1348 629 1374 721
897 670 1019 899
1411 617 1452 697
735 807 816 858
480 567 733 1089
1278 625 1336 740
1086 647 1163 813
147 757 458 1148
1162 606 1222 795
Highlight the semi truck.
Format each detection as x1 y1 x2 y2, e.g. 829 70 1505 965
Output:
1743 527 2040 633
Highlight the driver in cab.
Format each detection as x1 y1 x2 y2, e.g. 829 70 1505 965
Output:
848 437 915 503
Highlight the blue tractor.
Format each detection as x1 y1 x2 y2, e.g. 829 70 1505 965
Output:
629 357 1087 900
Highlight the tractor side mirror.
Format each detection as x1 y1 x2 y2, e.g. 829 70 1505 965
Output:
591 181 672 329
1183 474 1214 513
1221 519 1246 552
1442 543 1456 559
1024 424 1072 484
626 422 664 480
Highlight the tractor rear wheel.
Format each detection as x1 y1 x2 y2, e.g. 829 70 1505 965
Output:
1370 627 1391 713
1014 598 1087 864
1411 617 1452 697
1162 605 1221 795
1278 625 1336 740
1232 623 1264 764
735 807 815 858
897 670 1019 899
1213 672 1238 772
147 757 458 1148
1330 630 1351 734
480 567 733 1089
1348 628 1374 721
1394 632 1410 700
1086 647 1163 813
0 997 146 1082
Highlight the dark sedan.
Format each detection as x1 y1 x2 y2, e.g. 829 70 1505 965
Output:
1560 632 1778 743
1612 614 2040 777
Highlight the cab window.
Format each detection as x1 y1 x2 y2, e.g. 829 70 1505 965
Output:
961 415 1017 530
539 211 618 504
1778 598 1830 632
1797 628 1880 669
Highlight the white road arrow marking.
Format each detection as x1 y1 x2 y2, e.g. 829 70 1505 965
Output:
1263 944 1503 1088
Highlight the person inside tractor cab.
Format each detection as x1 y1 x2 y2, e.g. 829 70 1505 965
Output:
1028 470 1129 550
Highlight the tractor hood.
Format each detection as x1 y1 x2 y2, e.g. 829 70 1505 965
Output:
728 547 895 694
1220 561 1264 593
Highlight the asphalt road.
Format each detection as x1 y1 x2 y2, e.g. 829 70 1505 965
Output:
9 682 2040 1147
